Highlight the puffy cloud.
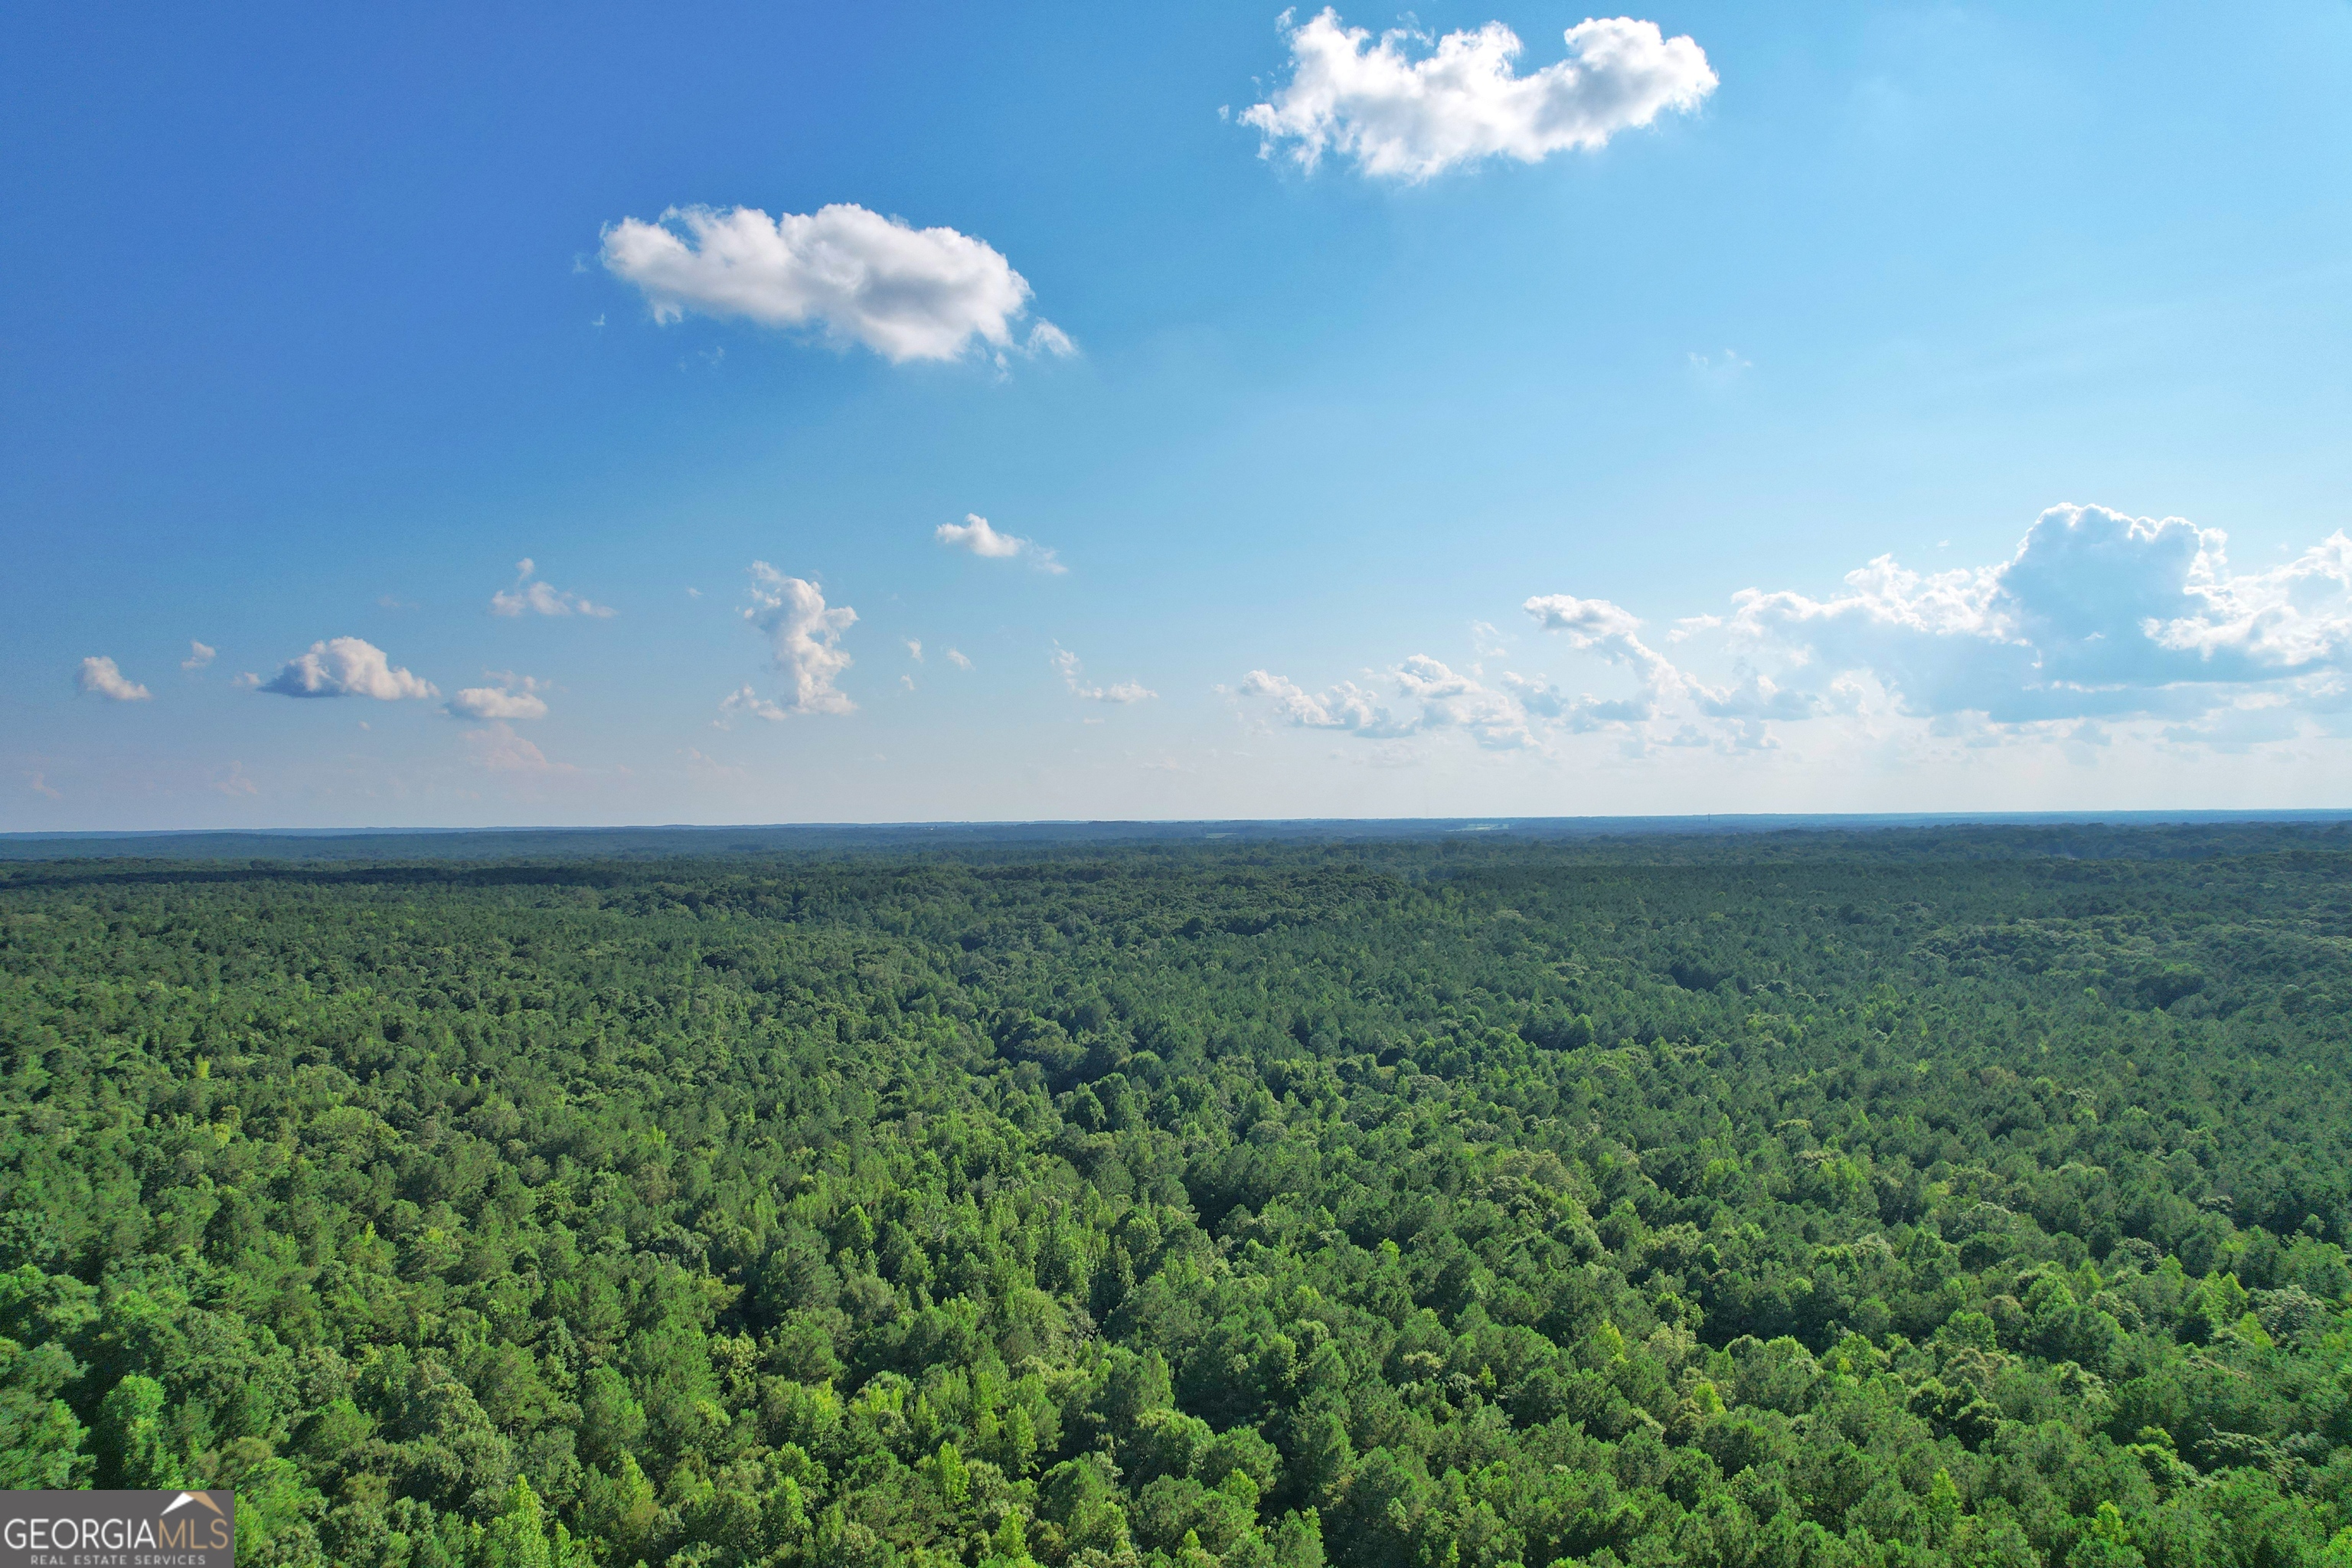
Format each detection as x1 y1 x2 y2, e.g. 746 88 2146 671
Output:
942 517 1019 558
1054 647 1157 704
1242 9 1717 181
741 565 856 716
1519 593 1689 727
260 639 438 700
906 639 923 662
181 640 216 671
1394 655 1534 748
1524 593 1674 676
601 202 1073 364
1239 669 1400 733
77 655 152 701
1233 503 2352 763
1240 659 1530 748
446 673 550 720
946 648 973 670
1240 597 1781 755
1501 671 1653 730
1726 505 2352 722
492 559 613 618
936 514 1066 573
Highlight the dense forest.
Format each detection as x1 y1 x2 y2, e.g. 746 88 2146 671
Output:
5 823 2352 1567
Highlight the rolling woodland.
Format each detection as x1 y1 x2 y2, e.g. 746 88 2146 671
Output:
4 822 2351 1568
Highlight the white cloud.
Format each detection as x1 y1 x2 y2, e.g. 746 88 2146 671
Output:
906 639 924 662
24 771 61 799
463 721 569 773
181 640 216 671
259 638 438 700
77 656 152 702
1501 671 1655 730
1396 655 1534 748
1239 669 1404 733
446 672 550 720
1688 671 1821 721
601 202 1073 364
1054 647 1157 704
717 685 789 725
946 648 973 670
1241 658 1530 748
491 559 614 618
1241 595 1776 756
1520 593 1689 727
1723 505 2352 723
936 514 1066 573
742 565 856 715
1242 8 1717 181
1025 321 1076 358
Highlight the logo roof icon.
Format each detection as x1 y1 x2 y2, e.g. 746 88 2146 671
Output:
160 1492 226 1518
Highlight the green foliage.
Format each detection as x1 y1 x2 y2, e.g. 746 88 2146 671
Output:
5 825 2352 1566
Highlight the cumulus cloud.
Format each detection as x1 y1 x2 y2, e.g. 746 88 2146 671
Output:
1239 669 1400 733
181 640 216 671
1054 648 1157 704
492 559 613 618
1501 671 1653 730
446 672 550 720
1725 505 2352 723
1518 593 1690 726
1241 659 1531 748
946 648 973 670
740 565 856 716
1398 656 1537 747
77 656 152 701
1240 596 1804 756
260 638 438 700
1242 8 1717 181
601 202 1074 364
936 514 1066 573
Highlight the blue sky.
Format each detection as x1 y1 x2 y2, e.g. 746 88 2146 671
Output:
6 0 2350 828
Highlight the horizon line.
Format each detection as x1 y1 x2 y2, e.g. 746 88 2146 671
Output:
8 806 2352 843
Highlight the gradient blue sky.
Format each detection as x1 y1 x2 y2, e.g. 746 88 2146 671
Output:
6 1 2350 828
